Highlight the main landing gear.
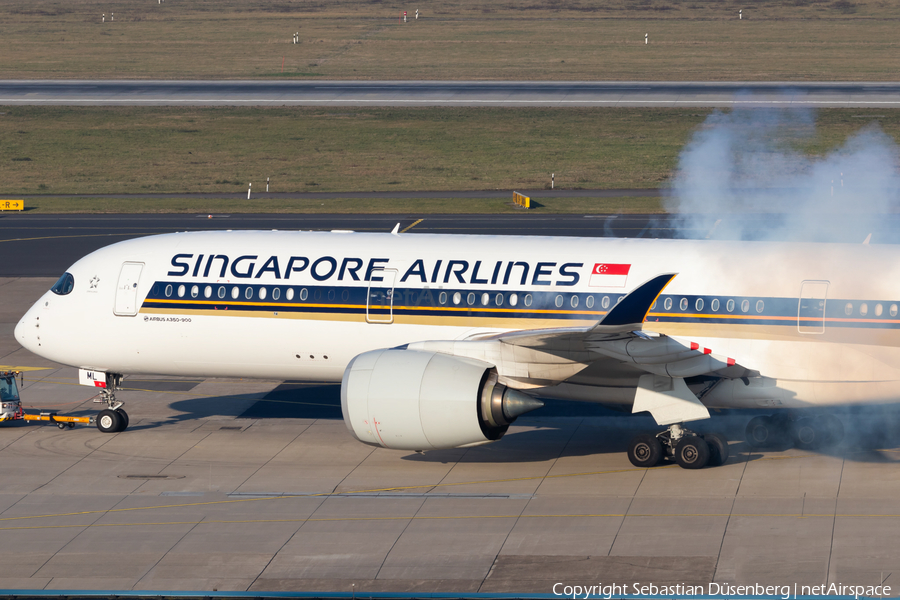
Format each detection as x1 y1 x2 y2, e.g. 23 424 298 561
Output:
94 385 129 433
745 413 843 450
627 424 729 469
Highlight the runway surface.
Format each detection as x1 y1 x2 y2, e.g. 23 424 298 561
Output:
4 214 900 595
4 80 900 107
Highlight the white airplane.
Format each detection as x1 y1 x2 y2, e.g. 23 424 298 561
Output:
14 229 900 469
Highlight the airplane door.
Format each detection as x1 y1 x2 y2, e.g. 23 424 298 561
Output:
366 268 397 324
798 280 828 334
114 262 144 316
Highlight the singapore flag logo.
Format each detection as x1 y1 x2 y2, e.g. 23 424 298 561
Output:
589 263 631 288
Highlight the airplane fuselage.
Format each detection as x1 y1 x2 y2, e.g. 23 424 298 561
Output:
15 230 900 412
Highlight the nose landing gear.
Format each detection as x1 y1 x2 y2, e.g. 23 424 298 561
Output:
627 424 730 469
94 383 129 433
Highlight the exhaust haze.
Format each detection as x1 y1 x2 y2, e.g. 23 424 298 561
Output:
665 107 900 242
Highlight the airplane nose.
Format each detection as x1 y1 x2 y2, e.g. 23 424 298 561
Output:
15 307 39 353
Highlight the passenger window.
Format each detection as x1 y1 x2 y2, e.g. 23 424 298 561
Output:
726 299 734 312
555 295 564 308
680 298 688 311
664 297 673 311
191 285 199 299
860 303 868 317
495 293 504 306
711 298 719 312
50 272 75 296
756 300 764 313
875 303 883 317
892 304 898 317
586 296 595 309
286 288 295 301
695 298 704 312
467 293 475 306
299 288 308 301
217 286 225 299
509 293 518 307
524 294 533 307
260 287 268 300
481 293 490 306
439 291 447 305
327 289 335 301
741 299 750 313
272 288 281 301
601 296 610 309
231 286 239 300
570 295 579 308
177 285 185 298
845 302 853 316
244 287 253 300
204 285 212 299
453 292 461 305
341 289 349 302
165 284 173 298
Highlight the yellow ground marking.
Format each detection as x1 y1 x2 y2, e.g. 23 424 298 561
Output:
0 366 50 372
0 465 674 524
400 218 424 233
1 508 895 533
0 233 156 243
0 453 823 526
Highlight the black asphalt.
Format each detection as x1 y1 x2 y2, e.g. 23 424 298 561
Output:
4 212 899 277
0 213 671 277
4 80 900 107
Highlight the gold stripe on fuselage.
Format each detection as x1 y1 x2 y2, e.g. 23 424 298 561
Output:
138 306 596 329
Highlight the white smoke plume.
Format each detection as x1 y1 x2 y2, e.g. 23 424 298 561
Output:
665 106 900 242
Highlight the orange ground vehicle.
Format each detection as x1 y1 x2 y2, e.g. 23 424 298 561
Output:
0 370 93 429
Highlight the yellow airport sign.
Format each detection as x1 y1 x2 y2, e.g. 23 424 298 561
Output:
513 192 530 209
0 200 23 211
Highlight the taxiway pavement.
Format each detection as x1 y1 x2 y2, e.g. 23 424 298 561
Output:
3 212 899 277
3 218 900 595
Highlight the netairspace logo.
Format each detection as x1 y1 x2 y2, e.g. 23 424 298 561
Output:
551 582 891 600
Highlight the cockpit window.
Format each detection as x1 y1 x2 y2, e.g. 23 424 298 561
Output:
50 272 75 296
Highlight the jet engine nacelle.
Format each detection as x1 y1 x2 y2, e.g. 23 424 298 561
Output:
341 349 543 451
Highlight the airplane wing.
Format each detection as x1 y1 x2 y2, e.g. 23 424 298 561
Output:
497 273 757 381
411 273 758 426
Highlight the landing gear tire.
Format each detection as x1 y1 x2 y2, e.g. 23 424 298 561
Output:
702 433 729 467
815 414 844 446
115 408 129 431
792 417 820 449
746 416 772 447
57 422 67 430
97 408 122 433
674 436 710 469
627 433 663 468
746 415 788 449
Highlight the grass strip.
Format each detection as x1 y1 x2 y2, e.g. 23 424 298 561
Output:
2 106 896 214
3 0 900 81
